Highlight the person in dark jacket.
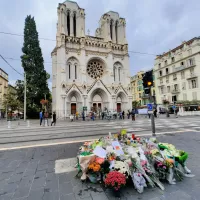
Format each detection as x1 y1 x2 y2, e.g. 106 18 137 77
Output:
51 112 56 126
131 109 135 121
122 111 125 119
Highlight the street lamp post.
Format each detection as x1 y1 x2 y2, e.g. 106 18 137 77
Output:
24 73 26 121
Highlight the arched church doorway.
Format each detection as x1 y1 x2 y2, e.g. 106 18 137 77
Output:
67 90 82 115
116 97 122 112
116 92 127 112
92 94 102 113
90 88 108 113
71 96 77 114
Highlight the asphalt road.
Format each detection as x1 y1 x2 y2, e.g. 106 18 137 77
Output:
0 116 200 149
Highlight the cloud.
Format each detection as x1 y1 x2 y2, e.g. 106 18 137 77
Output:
0 0 200 88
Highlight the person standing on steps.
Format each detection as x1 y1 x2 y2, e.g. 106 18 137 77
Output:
51 112 56 126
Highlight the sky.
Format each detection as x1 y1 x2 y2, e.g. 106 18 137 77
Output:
0 0 200 89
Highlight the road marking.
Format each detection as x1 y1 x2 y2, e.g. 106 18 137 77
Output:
0 129 196 151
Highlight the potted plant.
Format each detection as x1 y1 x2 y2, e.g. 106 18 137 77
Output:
104 171 126 197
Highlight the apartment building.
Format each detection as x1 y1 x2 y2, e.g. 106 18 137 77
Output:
131 70 155 106
154 37 200 104
0 68 8 115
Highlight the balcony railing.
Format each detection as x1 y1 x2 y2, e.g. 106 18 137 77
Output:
171 89 180 94
187 73 198 79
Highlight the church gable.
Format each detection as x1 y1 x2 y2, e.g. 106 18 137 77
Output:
66 83 83 95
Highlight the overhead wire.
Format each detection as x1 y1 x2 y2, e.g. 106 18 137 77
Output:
0 54 23 76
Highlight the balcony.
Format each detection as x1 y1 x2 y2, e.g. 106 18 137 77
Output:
171 89 180 94
187 73 198 79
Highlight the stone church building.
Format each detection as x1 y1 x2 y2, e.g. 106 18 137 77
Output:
52 0 132 117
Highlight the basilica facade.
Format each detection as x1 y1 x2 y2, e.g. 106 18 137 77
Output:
52 1 132 117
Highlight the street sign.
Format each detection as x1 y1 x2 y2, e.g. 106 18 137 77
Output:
147 103 153 111
148 110 153 114
83 106 87 111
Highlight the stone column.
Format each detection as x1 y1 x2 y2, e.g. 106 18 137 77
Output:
112 22 116 43
70 13 73 36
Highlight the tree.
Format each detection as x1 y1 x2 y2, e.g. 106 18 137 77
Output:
3 88 22 119
132 101 140 109
20 15 50 111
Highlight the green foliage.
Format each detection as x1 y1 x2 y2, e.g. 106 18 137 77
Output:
20 15 50 111
3 88 22 112
132 101 140 109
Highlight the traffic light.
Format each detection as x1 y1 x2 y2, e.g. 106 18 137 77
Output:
143 70 153 94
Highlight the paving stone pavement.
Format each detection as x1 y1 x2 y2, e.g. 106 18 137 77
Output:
0 131 200 200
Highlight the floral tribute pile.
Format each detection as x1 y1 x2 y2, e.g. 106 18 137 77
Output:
76 130 194 196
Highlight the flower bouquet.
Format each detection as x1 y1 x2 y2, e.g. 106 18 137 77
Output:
87 161 101 183
104 171 126 197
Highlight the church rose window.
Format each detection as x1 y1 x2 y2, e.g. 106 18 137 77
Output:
87 60 104 79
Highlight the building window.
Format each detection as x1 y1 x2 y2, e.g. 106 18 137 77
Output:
139 93 141 98
75 65 77 79
158 63 161 68
173 74 177 80
191 79 197 88
183 93 187 100
188 49 192 56
167 86 170 93
181 71 185 79
174 84 178 91
115 21 118 43
118 68 121 81
73 12 76 37
188 58 194 66
160 78 163 84
182 82 186 90
110 20 113 40
113 67 116 81
190 68 194 75
166 76 169 83
159 70 162 77
180 61 184 66
160 86 165 94
166 68 169 75
171 57 175 63
67 11 70 36
69 64 71 79
165 60 168 66
192 92 197 100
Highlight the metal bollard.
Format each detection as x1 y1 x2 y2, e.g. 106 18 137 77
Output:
27 120 30 127
8 121 11 129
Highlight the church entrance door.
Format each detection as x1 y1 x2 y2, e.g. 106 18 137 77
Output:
117 103 121 112
71 103 76 114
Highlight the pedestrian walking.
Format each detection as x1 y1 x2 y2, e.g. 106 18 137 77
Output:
82 111 85 121
91 112 95 121
101 112 104 120
127 110 130 119
154 108 157 118
76 111 79 120
51 112 56 126
119 112 122 119
39 110 43 126
175 108 178 118
44 112 49 126
131 109 135 121
122 111 125 120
